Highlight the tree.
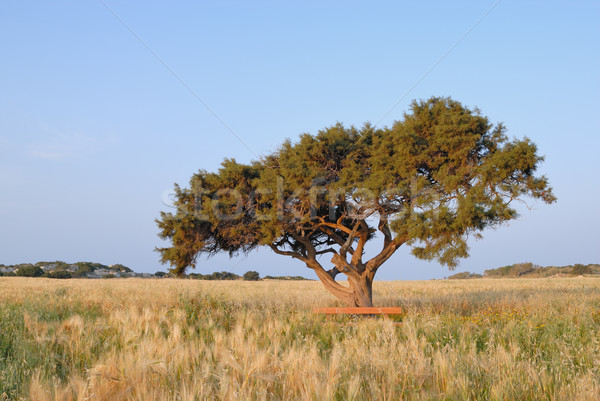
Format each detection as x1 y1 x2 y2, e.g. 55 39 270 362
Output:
44 270 73 279
110 264 133 272
156 97 555 307
74 264 94 278
571 264 592 275
243 271 261 281
16 265 44 277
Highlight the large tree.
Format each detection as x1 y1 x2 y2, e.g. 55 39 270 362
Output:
156 97 555 306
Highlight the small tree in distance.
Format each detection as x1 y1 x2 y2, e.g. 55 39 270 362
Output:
243 271 261 281
156 97 556 307
16 265 44 277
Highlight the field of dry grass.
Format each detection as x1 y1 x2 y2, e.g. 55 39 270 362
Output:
1 277 599 400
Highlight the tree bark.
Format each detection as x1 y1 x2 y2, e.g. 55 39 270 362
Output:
348 274 374 307
312 269 374 307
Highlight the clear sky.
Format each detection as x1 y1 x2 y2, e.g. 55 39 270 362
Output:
1 1 599 280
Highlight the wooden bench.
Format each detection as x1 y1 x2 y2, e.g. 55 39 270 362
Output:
313 307 402 316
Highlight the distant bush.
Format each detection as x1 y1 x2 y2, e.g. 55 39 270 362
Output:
16 265 44 277
110 264 132 273
187 271 241 280
243 271 260 281
263 275 310 280
73 264 95 277
35 261 69 270
571 264 592 275
484 263 539 278
44 270 73 279
154 271 168 277
447 272 482 279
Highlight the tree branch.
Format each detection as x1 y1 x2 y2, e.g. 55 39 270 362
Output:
315 248 337 255
327 267 341 279
378 215 392 248
319 226 354 254
350 220 370 267
269 244 308 263
289 232 319 259
305 259 353 304
340 222 361 256
330 252 360 279
365 234 407 277
315 217 353 235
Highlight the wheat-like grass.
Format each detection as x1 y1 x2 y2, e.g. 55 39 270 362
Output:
0 277 598 400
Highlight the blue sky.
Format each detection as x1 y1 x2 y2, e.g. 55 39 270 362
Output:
1 1 599 279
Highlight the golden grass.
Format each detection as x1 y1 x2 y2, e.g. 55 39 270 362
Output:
0 277 599 400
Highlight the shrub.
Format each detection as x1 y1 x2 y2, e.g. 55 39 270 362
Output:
571 264 592 275
44 270 73 279
243 271 260 281
16 265 43 277
447 272 482 279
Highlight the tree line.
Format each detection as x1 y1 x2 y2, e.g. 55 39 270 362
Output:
447 263 599 279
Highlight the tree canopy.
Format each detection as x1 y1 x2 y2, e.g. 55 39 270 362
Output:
156 97 555 306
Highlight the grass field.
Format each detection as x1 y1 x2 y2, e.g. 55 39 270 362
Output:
0 277 599 400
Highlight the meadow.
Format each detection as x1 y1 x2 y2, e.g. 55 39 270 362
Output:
0 277 599 400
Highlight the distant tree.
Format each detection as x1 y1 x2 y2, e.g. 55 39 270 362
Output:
44 270 73 279
110 264 133 272
154 271 168 278
485 262 540 277
243 271 260 281
447 272 482 279
16 265 44 277
571 264 592 275
263 275 310 280
75 262 105 271
157 97 556 306
207 271 239 280
74 264 94 278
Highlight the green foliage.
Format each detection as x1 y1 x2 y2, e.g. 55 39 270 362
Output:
43 270 73 279
15 265 43 277
484 263 599 278
187 271 241 280
263 275 310 280
572 264 593 275
243 271 260 281
109 263 132 272
34 261 68 270
0 261 134 279
447 272 483 279
157 96 555 282
484 262 539 277
74 262 105 271
73 264 94 278
154 271 168 277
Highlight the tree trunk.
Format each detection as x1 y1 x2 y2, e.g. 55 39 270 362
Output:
348 274 373 307
306 258 375 307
